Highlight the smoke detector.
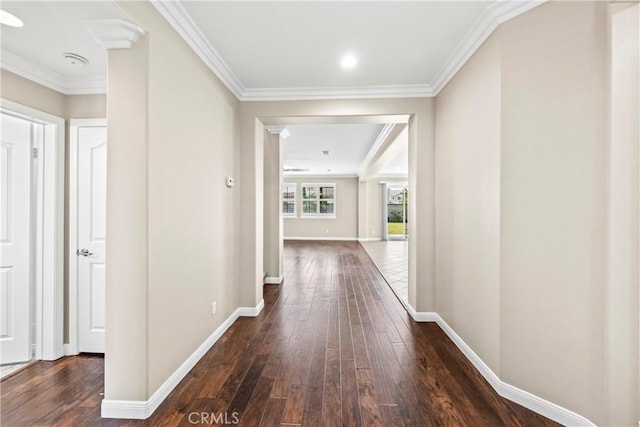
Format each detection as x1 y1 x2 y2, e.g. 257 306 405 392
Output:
63 53 89 67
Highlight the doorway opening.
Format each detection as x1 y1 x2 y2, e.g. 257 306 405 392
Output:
387 184 408 240
0 100 65 378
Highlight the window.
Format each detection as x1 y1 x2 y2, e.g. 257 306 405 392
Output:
301 183 336 217
282 183 296 216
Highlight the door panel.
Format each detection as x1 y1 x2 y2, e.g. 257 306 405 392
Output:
77 126 107 353
0 113 32 364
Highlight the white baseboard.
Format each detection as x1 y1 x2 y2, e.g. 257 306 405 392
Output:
264 275 283 284
101 299 265 419
284 237 358 241
358 237 382 242
406 304 439 322
408 309 595 426
63 343 79 356
237 299 265 317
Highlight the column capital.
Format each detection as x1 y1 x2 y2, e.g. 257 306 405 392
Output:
85 19 145 49
265 126 290 140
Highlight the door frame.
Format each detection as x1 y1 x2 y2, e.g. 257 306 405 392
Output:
0 99 65 361
67 118 107 355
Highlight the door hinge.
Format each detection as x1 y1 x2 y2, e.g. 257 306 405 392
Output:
32 148 38 159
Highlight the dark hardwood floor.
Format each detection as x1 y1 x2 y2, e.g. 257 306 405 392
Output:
1 241 559 426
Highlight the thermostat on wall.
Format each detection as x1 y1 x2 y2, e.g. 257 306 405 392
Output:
225 176 234 188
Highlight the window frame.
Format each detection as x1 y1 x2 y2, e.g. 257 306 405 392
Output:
282 183 297 217
300 183 337 218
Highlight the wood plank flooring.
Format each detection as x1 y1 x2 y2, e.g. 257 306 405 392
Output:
1 241 559 426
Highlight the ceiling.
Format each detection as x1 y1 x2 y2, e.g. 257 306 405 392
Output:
0 1 131 94
376 131 408 178
0 0 542 98
0 1 537 178
283 124 384 177
180 1 487 91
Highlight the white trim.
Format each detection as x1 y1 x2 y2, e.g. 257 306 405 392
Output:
406 304 440 322
63 343 79 357
236 299 265 317
358 237 382 242
284 237 358 241
150 0 544 101
1 99 65 361
150 0 244 99
85 19 145 50
264 275 284 285
1 49 106 95
358 123 396 178
241 84 434 101
68 119 108 356
284 174 358 179
430 1 545 94
2 1 545 99
101 300 265 419
407 310 595 426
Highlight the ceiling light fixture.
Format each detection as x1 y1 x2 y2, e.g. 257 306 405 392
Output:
0 10 23 27
63 53 89 67
340 54 357 69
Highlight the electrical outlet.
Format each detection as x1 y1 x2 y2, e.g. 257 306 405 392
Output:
211 302 216 315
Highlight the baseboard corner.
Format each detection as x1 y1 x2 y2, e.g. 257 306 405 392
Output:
264 275 283 285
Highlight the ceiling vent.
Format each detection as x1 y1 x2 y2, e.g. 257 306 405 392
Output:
63 52 89 67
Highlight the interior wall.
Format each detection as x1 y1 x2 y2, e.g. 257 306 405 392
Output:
606 3 639 424
434 1 638 424
283 177 358 239
499 2 608 422
435 34 501 374
108 0 240 400
0 69 66 117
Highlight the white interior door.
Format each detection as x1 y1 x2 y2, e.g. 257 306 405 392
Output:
77 126 107 353
0 113 33 364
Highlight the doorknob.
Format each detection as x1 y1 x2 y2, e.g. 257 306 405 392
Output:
77 248 94 257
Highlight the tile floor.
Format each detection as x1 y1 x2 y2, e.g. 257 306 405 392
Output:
359 239 408 306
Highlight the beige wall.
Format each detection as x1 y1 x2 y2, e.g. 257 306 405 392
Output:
1 69 66 117
283 177 358 239
434 2 639 424
435 34 501 374
106 0 240 401
263 131 283 279
499 2 608 421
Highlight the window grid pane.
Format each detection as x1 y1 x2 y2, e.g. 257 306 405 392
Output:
301 184 335 216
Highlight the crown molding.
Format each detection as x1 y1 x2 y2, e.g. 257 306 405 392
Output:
3 0 545 99
240 84 434 101
85 19 145 50
150 0 244 99
1 49 106 95
358 123 396 178
430 0 546 94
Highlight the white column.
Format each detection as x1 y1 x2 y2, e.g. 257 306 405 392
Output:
263 126 287 284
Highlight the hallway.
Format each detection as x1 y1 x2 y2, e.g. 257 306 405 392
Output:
1 242 557 426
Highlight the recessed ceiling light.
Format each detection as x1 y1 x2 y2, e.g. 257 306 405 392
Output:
0 10 23 28
340 54 357 69
63 53 89 67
